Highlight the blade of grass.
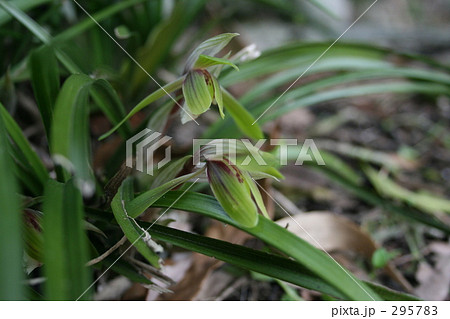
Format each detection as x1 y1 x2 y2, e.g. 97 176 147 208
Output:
144 222 417 300
0 0 51 26
50 74 94 189
221 88 264 139
99 76 184 140
365 166 450 215
85 190 416 300
1 1 131 137
129 0 206 93
148 191 381 300
146 223 346 299
207 81 449 138
111 178 161 267
2 0 147 84
311 165 450 234
0 107 24 300
241 66 450 105
42 179 91 300
127 169 205 218
0 103 48 189
51 74 131 193
52 0 147 44
29 45 60 137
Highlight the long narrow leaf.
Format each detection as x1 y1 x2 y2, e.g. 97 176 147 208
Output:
220 88 263 139
0 103 48 190
51 74 130 194
99 77 183 140
0 107 23 300
151 192 381 300
29 45 60 137
142 223 418 301
42 179 91 300
111 178 161 267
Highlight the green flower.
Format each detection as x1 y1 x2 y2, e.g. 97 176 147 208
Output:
182 69 224 118
181 33 239 122
206 158 267 228
199 138 284 227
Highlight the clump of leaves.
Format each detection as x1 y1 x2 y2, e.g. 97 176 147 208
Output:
2 0 448 302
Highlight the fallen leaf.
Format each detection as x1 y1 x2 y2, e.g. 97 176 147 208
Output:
276 211 413 292
415 242 450 300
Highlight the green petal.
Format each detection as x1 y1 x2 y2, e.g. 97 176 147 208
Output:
207 160 258 228
194 54 239 71
182 70 213 115
185 33 239 71
242 172 269 219
212 75 224 118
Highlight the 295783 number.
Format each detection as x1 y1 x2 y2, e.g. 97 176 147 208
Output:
392 306 438 316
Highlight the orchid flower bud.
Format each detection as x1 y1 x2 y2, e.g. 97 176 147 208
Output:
181 33 240 122
206 159 260 228
182 69 223 118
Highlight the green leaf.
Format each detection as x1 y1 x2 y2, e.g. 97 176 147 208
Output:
194 54 239 71
1 0 147 84
182 70 213 115
185 33 239 71
29 45 60 137
51 74 131 194
372 248 398 269
0 0 51 26
42 179 91 300
0 68 16 113
311 165 450 234
258 82 450 123
0 0 50 43
53 0 146 42
50 74 95 192
0 107 24 300
89 78 130 138
127 169 204 218
146 99 175 133
0 103 49 192
99 77 183 140
148 223 344 297
142 222 418 300
151 155 192 189
219 88 264 139
130 0 206 92
111 178 161 267
152 192 382 300
0 0 133 133
285 147 362 186
365 166 450 215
